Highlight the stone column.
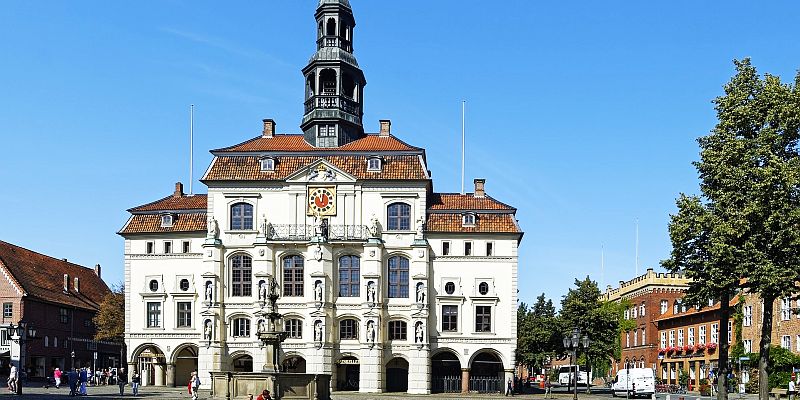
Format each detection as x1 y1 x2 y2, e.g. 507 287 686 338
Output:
461 368 470 393
154 362 166 386
359 344 382 393
165 363 175 387
408 345 431 394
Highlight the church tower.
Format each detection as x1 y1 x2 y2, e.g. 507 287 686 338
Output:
301 0 367 147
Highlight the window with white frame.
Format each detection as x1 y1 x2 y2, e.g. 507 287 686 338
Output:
232 318 251 338
182 240 190 253
462 213 476 227
626 332 630 347
146 302 161 328
486 242 494 256
660 300 668 314
669 330 675 347
146 241 154 254
230 202 254 230
640 302 646 316
688 327 695 346
624 309 630 320
160 214 173 228
782 335 791 349
475 305 492 332
634 329 638 346
284 319 302 339
388 320 407 341
164 241 172 254
641 329 645 346
678 329 684 347
744 339 752 353
632 307 637 319
728 321 733 344
743 305 752 327
699 325 706 344
660 331 666 348
260 157 275 171
442 305 458 332
464 241 473 256
711 323 718 343
366 157 382 172
442 241 450 256
177 302 192 328
782 298 792 320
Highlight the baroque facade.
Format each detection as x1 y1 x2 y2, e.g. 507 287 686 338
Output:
119 0 522 394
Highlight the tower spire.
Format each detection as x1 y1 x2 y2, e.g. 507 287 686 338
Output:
301 0 366 147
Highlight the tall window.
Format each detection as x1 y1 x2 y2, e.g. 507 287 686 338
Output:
677 329 684 347
285 319 303 339
147 302 161 328
711 323 719 343
632 306 637 319
668 330 675 347
339 319 358 340
387 256 409 298
641 328 646 346
688 327 695 346
338 256 360 297
699 325 706 344
660 300 668 314
626 332 630 347
744 339 752 353
232 318 250 337
475 306 491 332
387 203 410 231
389 321 407 340
442 241 450 255
230 203 254 230
782 298 792 320
442 305 458 332
283 255 304 297
231 254 253 297
660 332 666 349
743 305 752 327
2 303 11 318
177 302 192 328
728 321 733 344
782 335 791 349
59 308 69 324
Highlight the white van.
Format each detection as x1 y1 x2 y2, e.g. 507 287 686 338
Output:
611 368 655 398
557 365 591 387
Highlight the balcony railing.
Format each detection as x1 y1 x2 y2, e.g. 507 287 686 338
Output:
266 224 369 241
304 95 360 116
317 36 352 52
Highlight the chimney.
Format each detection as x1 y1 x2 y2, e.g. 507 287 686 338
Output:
63 274 69 292
174 182 184 197
379 120 391 137
262 119 276 138
94 264 102 278
474 178 486 198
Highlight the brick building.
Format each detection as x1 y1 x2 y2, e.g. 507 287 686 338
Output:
654 299 736 388
0 240 122 380
602 268 689 376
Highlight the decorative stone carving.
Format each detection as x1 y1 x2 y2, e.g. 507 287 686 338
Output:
206 217 219 239
203 319 212 340
314 320 323 342
314 280 323 302
366 281 376 304
415 216 425 239
416 282 425 304
415 321 424 343
204 281 213 303
258 280 268 302
366 320 375 344
369 214 380 237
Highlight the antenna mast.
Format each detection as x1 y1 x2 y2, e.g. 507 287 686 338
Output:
635 218 640 275
189 104 194 195
601 244 605 290
461 100 465 194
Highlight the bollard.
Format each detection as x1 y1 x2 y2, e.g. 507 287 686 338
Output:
666 394 671 400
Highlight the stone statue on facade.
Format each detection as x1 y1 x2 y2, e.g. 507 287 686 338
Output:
415 216 425 239
369 214 379 237
415 322 424 343
206 217 219 239
313 243 322 261
259 216 268 237
258 319 267 334
416 283 425 304
204 281 213 303
367 281 376 303
314 320 323 342
366 320 375 344
315 280 323 302
259 280 268 302
204 320 212 340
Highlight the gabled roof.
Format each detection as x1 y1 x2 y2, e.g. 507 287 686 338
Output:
0 240 110 310
426 213 521 234
129 194 207 213
119 213 207 235
427 193 515 211
213 133 421 153
203 155 427 181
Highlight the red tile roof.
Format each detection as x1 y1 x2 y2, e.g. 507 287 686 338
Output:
129 194 207 212
427 193 514 211
214 134 421 153
0 240 110 310
119 213 207 235
426 213 521 234
203 155 427 181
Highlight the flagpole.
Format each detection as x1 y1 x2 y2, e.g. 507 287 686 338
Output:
189 104 194 195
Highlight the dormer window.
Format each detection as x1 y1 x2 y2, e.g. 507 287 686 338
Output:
462 212 476 227
160 213 174 228
367 157 382 172
260 157 276 172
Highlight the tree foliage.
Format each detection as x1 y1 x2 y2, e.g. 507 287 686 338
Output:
93 283 125 342
517 294 561 373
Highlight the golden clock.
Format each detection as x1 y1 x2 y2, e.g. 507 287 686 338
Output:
307 187 336 216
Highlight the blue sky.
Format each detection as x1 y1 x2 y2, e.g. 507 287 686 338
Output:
1 1 799 307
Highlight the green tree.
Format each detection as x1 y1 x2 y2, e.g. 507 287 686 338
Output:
517 294 562 375
93 283 126 363
560 277 622 392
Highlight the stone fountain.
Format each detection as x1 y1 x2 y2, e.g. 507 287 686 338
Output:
209 277 331 400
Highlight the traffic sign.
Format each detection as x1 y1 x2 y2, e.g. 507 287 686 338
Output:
739 356 750 361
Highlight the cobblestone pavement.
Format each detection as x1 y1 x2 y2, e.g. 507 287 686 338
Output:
0 384 764 400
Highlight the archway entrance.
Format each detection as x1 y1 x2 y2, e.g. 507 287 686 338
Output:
173 345 198 387
432 351 462 393
385 357 408 392
470 352 503 393
134 345 166 386
282 356 306 373
232 354 253 372
335 356 359 391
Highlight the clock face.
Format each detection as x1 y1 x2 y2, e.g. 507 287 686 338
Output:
307 187 337 216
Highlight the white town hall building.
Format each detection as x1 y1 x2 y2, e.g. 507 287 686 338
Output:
119 0 522 394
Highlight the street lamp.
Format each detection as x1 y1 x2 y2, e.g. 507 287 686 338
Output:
563 327 591 400
71 350 76 369
8 321 37 395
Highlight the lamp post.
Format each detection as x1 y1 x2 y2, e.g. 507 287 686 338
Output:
71 350 76 369
8 321 37 395
562 327 590 400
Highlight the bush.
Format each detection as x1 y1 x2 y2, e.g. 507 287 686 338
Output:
699 384 711 396
745 368 759 394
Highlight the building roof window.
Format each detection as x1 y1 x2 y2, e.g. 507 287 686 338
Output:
160 213 174 228
367 157 382 172
462 212 476 227
260 157 276 172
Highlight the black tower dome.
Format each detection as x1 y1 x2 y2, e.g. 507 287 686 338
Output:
301 0 367 147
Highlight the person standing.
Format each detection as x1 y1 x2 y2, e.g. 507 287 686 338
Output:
7 364 17 393
506 377 514 396
79 367 88 395
68 368 79 396
544 379 552 399
256 389 272 400
190 371 201 400
789 377 796 400
54 367 62 389
131 372 140 396
117 368 128 395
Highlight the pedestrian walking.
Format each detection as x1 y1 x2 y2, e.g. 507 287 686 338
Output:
131 372 140 396
789 377 796 400
79 368 88 395
506 377 514 396
7 364 17 393
54 367 63 389
189 371 201 400
68 368 79 396
118 368 128 395
545 379 552 398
